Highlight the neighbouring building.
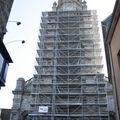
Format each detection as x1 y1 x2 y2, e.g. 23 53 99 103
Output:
11 0 115 120
0 42 12 87
0 0 14 87
101 15 112 82
102 0 120 119
0 108 11 120
10 78 32 120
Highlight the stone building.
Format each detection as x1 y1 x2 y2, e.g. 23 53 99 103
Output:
102 0 120 119
0 0 13 87
10 78 32 120
10 0 115 120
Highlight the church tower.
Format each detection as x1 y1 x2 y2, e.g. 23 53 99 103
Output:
25 0 110 119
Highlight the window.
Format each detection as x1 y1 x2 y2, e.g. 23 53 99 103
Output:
0 53 4 73
0 53 9 86
3 63 8 80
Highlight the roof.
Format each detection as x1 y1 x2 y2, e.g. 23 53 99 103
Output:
106 0 120 44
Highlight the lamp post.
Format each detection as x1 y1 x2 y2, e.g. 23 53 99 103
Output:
0 20 22 88
2 21 25 45
0 21 22 39
8 21 21 26
5 40 25 45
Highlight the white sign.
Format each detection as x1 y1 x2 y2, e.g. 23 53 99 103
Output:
39 106 48 113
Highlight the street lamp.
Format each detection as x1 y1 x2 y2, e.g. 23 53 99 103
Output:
8 21 21 26
5 40 25 45
1 21 22 35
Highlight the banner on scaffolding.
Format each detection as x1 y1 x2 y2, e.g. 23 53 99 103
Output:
39 106 48 113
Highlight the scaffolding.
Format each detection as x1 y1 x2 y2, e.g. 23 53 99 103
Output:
30 4 109 120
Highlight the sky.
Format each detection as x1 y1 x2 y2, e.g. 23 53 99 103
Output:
0 0 116 108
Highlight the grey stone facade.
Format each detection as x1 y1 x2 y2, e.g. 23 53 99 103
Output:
10 78 32 120
10 78 115 120
10 0 116 120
